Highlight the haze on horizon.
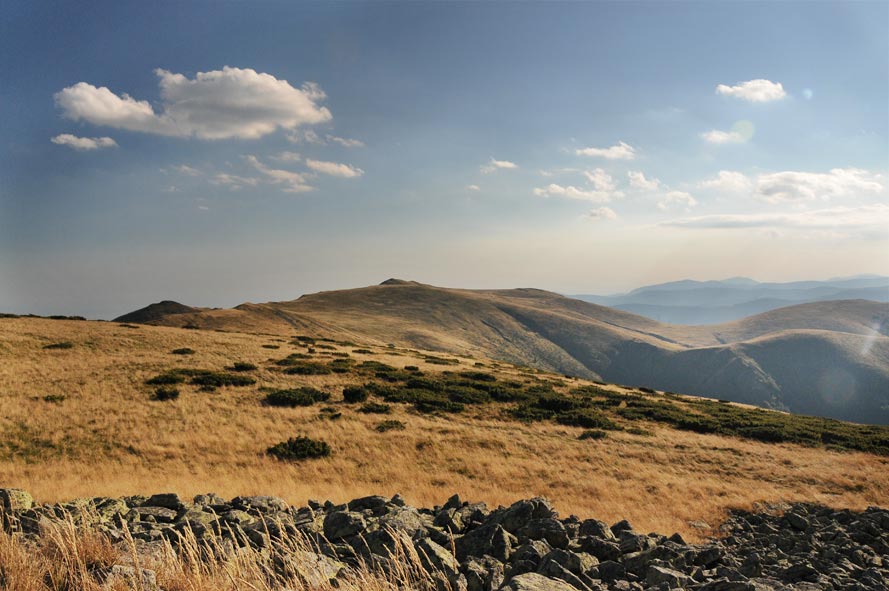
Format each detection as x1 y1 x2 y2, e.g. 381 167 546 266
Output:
1 1 887 319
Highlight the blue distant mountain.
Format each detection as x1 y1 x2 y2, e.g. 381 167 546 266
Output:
573 276 889 325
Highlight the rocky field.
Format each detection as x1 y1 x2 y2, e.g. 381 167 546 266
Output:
2 488 887 591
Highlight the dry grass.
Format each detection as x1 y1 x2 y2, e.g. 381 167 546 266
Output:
0 513 442 591
1 317 887 542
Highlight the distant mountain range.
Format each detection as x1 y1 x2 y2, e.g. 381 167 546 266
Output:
117 279 889 424
572 276 889 325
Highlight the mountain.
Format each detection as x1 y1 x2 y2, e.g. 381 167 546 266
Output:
115 280 889 424
572 276 889 324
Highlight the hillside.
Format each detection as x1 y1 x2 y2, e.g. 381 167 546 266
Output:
573 276 889 324
1 315 887 544
115 281 889 424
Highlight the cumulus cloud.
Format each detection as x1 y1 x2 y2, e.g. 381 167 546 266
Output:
661 204 889 237
170 164 201 176
210 173 260 190
627 171 661 192
50 133 117 150
586 207 618 221
755 168 884 203
327 135 365 148
245 155 314 193
701 129 745 144
657 190 698 211
533 183 614 203
575 141 635 160
466 184 481 191
716 79 786 102
481 158 518 173
305 159 364 178
272 151 302 163
55 67 332 140
700 170 752 193
583 168 619 193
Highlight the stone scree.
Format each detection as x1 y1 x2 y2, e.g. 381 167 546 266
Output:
1 489 887 590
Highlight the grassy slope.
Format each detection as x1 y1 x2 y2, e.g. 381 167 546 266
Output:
1 316 887 542
116 283 889 423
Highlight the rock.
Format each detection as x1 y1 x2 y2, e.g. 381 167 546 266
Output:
135 506 178 523
517 518 569 549
274 550 346 587
785 512 810 532
104 565 159 590
0 489 34 513
498 498 558 534
347 495 390 513
323 510 367 540
501 572 579 591
464 556 505 591
143 493 184 511
579 518 615 541
231 495 288 513
647 565 693 588
456 523 516 562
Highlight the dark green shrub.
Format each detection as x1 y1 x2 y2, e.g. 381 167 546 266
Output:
578 429 608 440
264 387 330 407
626 427 653 436
262 344 280 349
375 420 406 432
282 362 332 375
638 386 656 394
189 371 255 387
275 353 312 365
227 362 257 372
266 436 330 461
316 344 336 350
43 342 73 350
42 394 66 404
146 371 186 386
458 371 497 382
294 336 316 343
342 386 369 403
404 365 419 371
320 407 342 420
358 402 392 414
118 323 140 329
171 348 195 355
152 387 180 401
422 355 459 365
352 349 374 354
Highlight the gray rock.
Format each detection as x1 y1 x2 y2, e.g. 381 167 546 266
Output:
104 565 159 590
500 572 579 591
143 493 184 511
647 564 693 588
0 488 34 512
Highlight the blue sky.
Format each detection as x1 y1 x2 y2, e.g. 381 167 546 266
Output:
1 1 887 318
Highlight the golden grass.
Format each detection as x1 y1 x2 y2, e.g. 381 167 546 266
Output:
1 317 887 542
0 512 441 591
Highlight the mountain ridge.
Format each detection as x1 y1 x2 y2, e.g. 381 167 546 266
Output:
114 280 889 424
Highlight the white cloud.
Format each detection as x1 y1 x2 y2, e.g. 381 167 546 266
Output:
327 135 365 148
583 168 618 193
533 183 614 203
627 171 661 192
661 204 889 237
657 190 698 211
481 158 519 173
700 170 752 193
272 151 302 163
305 159 364 178
171 164 201 176
466 184 481 191
715 79 786 103
575 141 635 160
245 155 314 193
755 168 884 203
50 133 117 150
287 129 323 144
586 207 617 221
211 173 259 190
55 67 332 140
701 129 745 144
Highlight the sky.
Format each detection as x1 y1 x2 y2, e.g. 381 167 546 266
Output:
1 1 887 318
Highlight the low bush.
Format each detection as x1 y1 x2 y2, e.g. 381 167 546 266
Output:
578 429 608 440
227 362 257 372
43 342 74 350
352 349 374 354
422 355 459 365
262 344 280 349
358 402 392 414
145 372 186 386
342 386 369 403
189 371 255 387
171 348 195 355
266 436 330 461
42 394 66 404
555 409 621 430
375 420 406 432
282 362 332 375
152 387 180 402
264 387 330 407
